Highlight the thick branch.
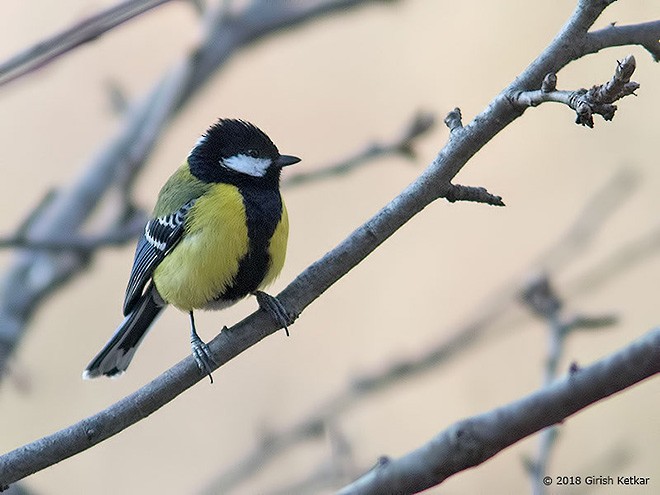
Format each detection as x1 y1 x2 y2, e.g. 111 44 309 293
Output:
0 0 654 485
0 0 400 374
337 328 660 495
203 169 651 494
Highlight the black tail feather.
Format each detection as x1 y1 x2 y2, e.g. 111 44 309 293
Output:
83 285 164 379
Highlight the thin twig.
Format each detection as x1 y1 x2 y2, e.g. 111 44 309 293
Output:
200 167 647 494
0 0 175 87
0 213 146 253
520 275 617 495
336 328 660 495
0 0 401 375
260 424 359 495
443 183 505 206
510 55 639 127
0 111 429 254
0 0 656 486
586 20 660 62
443 107 463 132
538 168 639 273
283 112 434 188
566 223 660 298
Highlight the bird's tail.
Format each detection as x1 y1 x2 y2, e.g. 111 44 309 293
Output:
83 285 164 379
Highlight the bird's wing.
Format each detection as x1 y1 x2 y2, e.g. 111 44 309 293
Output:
123 199 196 315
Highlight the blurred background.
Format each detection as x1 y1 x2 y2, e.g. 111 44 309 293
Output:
0 0 658 493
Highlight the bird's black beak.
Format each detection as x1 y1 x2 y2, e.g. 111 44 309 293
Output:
275 154 301 167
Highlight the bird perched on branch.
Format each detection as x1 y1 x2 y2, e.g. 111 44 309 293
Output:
84 119 300 381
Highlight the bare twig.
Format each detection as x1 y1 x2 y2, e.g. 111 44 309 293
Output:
443 107 463 132
586 20 660 62
520 275 617 495
443 183 505 206
0 0 656 486
282 112 435 188
0 111 430 254
567 223 660 298
0 0 175 87
260 425 359 495
0 211 147 253
12 190 59 239
538 168 639 273
201 168 648 494
0 229 134 253
224 163 651 493
336 328 660 495
510 55 639 127
0 0 401 375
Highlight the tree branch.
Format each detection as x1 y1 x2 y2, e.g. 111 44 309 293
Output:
520 274 617 495
0 0 176 87
0 111 430 254
443 183 505 206
0 0 655 486
0 0 401 375
586 20 660 62
510 55 639 127
336 328 660 495
282 111 435 188
202 168 644 494
0 211 147 253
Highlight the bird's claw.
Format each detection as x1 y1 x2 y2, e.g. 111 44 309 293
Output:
191 334 216 384
254 291 297 336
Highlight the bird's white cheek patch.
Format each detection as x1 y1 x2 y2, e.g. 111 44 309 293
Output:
223 154 271 177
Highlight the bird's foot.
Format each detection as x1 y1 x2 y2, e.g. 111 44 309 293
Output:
254 291 297 336
190 332 216 384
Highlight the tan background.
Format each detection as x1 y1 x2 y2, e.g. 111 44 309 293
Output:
1 1 659 493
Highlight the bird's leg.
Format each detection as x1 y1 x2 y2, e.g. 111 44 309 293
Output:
189 310 216 383
254 291 297 336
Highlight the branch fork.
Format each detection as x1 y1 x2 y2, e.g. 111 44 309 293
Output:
511 55 639 127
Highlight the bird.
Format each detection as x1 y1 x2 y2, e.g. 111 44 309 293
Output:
83 118 300 381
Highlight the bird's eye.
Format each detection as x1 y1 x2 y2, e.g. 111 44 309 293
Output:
246 149 259 158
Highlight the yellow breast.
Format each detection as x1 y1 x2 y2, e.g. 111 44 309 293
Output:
152 183 289 312
153 184 249 311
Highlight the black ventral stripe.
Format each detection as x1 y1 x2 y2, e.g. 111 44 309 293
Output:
217 185 282 301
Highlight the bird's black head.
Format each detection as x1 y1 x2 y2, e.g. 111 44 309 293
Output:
188 119 300 187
